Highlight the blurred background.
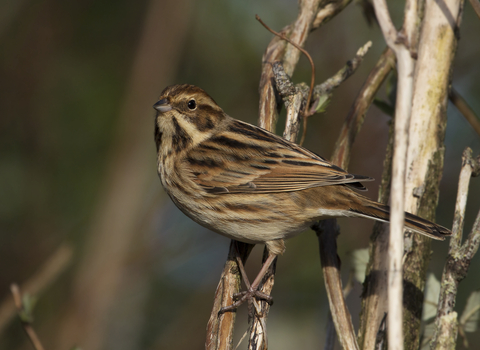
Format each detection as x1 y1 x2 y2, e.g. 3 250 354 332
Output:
1 0 479 349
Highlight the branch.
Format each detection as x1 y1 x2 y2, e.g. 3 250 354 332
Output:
245 3 354 347
206 242 253 350
469 0 480 19
449 87 480 137
372 0 398 48
0 244 73 333
272 41 373 146
431 148 480 349
332 47 395 168
299 41 373 145
312 0 352 28
315 47 395 350
357 69 395 350
247 251 277 350
401 0 463 347
10 284 45 350
257 0 322 132
313 221 360 350
372 1 421 348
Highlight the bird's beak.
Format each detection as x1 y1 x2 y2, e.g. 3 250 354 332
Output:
153 98 172 112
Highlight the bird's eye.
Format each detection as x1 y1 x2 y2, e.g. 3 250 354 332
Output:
187 99 196 110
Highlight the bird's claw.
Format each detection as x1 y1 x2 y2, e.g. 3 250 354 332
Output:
218 288 273 315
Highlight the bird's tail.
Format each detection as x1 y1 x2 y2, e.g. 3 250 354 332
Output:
350 198 452 240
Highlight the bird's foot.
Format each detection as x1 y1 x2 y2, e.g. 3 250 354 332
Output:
218 288 273 314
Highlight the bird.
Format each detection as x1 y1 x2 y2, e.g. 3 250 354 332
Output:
153 84 452 311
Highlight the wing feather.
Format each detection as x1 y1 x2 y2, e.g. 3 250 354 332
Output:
181 120 373 194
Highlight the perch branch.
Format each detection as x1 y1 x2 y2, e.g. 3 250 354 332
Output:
206 241 253 350
246 2 353 347
247 251 277 350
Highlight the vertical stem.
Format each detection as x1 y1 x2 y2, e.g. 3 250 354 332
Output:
387 50 414 350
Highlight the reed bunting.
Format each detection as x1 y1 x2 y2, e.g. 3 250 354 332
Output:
153 84 451 310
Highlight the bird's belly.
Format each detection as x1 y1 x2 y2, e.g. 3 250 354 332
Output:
170 191 318 244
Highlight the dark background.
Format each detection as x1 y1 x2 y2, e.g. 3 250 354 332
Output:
1 0 479 349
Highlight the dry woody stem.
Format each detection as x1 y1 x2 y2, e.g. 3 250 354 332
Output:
372 0 423 348
431 148 480 349
206 242 253 350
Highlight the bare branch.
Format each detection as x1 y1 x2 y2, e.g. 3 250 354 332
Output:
248 252 277 350
402 0 463 346
332 47 395 169
10 284 46 350
449 87 480 137
206 242 253 350
313 0 352 28
256 15 315 118
469 0 480 19
431 148 480 348
372 0 399 48
314 220 360 350
317 47 395 350
372 1 421 347
0 244 73 333
358 108 395 350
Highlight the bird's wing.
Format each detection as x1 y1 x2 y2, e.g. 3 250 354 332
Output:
181 120 373 194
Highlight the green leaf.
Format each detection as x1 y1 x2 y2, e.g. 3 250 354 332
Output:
19 293 36 323
422 273 440 321
350 248 369 283
460 290 480 332
312 93 331 114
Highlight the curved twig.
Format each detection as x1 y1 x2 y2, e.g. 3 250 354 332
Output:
256 14 315 145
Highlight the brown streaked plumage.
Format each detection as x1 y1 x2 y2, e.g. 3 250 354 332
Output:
153 84 452 310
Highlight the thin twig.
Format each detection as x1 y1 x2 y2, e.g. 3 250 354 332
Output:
298 41 373 145
10 284 46 350
431 148 480 349
272 41 373 146
449 87 480 137
256 14 315 118
0 244 73 333
332 47 395 169
313 0 352 28
469 0 480 19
